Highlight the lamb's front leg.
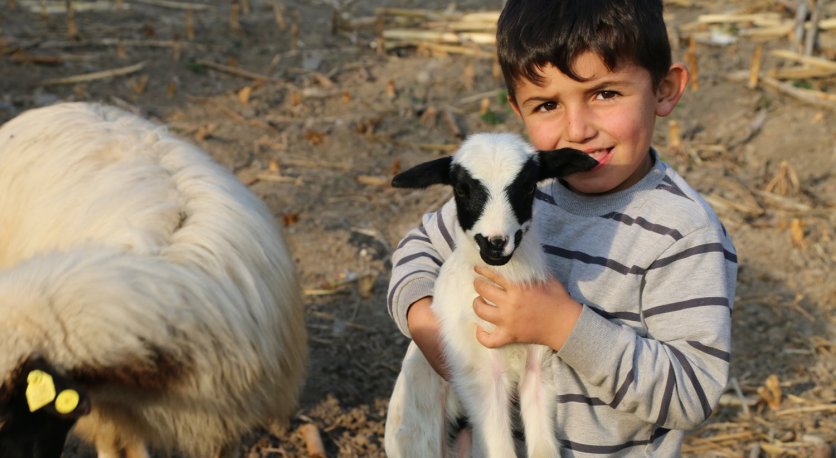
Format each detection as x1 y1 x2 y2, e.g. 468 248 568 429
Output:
455 349 517 458
385 342 450 458
519 345 558 458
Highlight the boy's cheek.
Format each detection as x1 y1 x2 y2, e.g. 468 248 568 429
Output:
524 121 561 151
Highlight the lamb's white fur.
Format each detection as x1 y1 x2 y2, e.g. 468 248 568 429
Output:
0 102 307 457
385 133 566 458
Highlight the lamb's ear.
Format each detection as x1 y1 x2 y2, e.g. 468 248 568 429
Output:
391 156 453 189
537 148 598 180
20 358 90 419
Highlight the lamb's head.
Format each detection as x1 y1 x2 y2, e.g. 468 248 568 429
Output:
392 133 597 265
0 358 90 458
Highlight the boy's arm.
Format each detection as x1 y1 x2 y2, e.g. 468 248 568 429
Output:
406 297 451 380
387 198 458 338
557 225 737 430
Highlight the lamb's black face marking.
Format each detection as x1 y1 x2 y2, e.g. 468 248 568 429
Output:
505 157 541 226
450 163 489 232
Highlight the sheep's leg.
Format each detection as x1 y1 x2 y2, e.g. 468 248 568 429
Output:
452 425 473 458
385 342 449 458
94 434 149 458
95 450 120 458
124 441 151 458
93 430 122 458
456 350 516 458
519 346 558 458
94 440 121 458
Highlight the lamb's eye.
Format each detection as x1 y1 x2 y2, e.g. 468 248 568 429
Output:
455 184 469 198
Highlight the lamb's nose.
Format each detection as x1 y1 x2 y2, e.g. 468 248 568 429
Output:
488 236 507 251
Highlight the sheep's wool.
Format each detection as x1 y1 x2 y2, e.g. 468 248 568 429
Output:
0 103 307 457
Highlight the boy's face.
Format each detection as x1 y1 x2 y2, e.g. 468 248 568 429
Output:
510 52 687 195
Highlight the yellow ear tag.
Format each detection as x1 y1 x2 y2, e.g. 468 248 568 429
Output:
55 389 80 414
25 370 56 412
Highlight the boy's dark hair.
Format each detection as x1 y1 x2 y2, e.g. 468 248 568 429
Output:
497 0 672 100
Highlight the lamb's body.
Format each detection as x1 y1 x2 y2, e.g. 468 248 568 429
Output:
432 225 557 458
385 134 597 457
0 103 307 457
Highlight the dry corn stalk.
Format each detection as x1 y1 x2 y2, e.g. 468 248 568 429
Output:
748 43 764 89
133 0 212 10
464 61 475 90
229 0 240 32
419 106 438 127
185 10 195 40
166 79 177 98
667 120 682 152
273 0 287 30
685 36 699 92
237 85 252 104
358 272 378 298
39 61 147 86
479 97 491 116
764 160 800 196
130 74 149 94
66 0 78 39
357 175 389 186
757 374 782 410
290 20 299 51
771 49 836 72
385 80 397 99
299 424 325 458
790 218 806 248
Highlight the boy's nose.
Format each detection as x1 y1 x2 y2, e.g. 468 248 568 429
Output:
564 105 595 143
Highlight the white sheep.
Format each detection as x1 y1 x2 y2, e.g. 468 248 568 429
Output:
0 102 307 458
384 133 597 457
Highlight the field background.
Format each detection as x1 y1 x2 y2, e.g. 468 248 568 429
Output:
0 0 833 456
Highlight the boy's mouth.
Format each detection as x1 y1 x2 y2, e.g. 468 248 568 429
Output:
586 147 613 170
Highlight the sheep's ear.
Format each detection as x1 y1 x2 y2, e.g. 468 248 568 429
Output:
19 358 90 419
391 156 453 189
537 148 598 180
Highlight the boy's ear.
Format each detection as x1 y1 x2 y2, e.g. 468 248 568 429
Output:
509 95 522 119
391 156 453 189
537 148 598 180
655 63 689 117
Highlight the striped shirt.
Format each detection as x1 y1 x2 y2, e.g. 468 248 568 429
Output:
387 151 737 456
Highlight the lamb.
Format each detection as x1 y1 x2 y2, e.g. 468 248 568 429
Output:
384 133 597 457
0 102 307 458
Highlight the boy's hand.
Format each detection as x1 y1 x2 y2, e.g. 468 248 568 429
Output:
472 265 583 351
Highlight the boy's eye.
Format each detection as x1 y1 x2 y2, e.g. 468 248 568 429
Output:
534 101 558 113
595 90 619 100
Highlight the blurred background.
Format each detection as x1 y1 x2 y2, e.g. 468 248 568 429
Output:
0 0 833 456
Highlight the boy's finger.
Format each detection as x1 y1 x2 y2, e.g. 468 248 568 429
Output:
475 325 502 349
472 296 500 323
474 265 507 288
473 276 504 299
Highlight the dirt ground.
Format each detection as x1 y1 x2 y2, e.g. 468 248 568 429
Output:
1 0 834 456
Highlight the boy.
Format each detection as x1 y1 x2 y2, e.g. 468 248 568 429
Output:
387 0 737 455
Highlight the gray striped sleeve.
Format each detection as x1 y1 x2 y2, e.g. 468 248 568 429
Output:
557 225 735 430
387 199 458 337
